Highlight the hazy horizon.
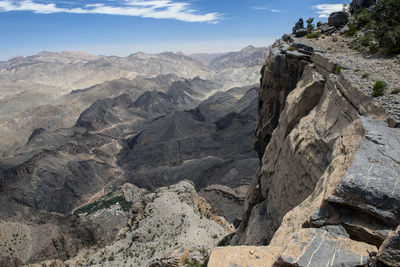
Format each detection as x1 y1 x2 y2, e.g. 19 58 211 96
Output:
0 0 346 61
0 38 275 61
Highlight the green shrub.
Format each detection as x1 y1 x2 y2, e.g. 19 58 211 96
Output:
351 1 400 55
369 43 379 53
390 88 400 94
287 46 297 51
362 73 369 78
335 65 343 74
372 80 387 97
306 32 321 39
357 32 373 47
217 233 235 246
306 18 315 32
74 191 132 215
344 23 358 36
371 0 400 55
354 8 372 28
184 256 209 267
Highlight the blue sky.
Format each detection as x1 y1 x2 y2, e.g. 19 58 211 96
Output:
0 0 346 60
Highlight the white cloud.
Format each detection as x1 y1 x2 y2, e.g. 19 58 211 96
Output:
251 6 270 11
251 6 284 13
312 4 345 18
0 0 221 23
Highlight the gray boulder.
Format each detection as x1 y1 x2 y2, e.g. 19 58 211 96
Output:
291 42 314 55
292 18 304 34
325 26 337 35
340 25 350 34
328 11 348 28
319 23 336 35
282 34 293 43
295 28 308 37
291 42 314 52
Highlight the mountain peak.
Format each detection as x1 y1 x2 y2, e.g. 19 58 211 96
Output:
240 45 256 53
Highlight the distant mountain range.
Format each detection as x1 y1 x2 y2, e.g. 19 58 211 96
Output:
189 52 228 66
0 46 269 99
0 45 269 265
0 46 270 155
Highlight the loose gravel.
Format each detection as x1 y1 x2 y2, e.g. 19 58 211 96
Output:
296 33 400 123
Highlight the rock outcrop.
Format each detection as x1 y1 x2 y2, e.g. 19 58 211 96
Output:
26 181 233 267
210 32 399 266
328 11 349 28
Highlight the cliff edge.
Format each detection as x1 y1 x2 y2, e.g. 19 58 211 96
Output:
210 17 400 267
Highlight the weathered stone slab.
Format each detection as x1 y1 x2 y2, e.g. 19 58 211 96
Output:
208 246 281 267
328 117 400 225
286 50 311 61
308 202 392 247
291 42 315 52
311 52 337 73
276 227 377 267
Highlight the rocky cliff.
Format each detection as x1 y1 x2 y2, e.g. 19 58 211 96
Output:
210 31 400 266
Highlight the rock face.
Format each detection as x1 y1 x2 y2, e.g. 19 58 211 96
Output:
218 35 400 266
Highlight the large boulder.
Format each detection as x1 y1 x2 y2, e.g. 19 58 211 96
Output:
295 28 308 37
328 11 348 28
292 18 304 34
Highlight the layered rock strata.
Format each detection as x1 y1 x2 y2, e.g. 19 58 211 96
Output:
211 37 400 266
